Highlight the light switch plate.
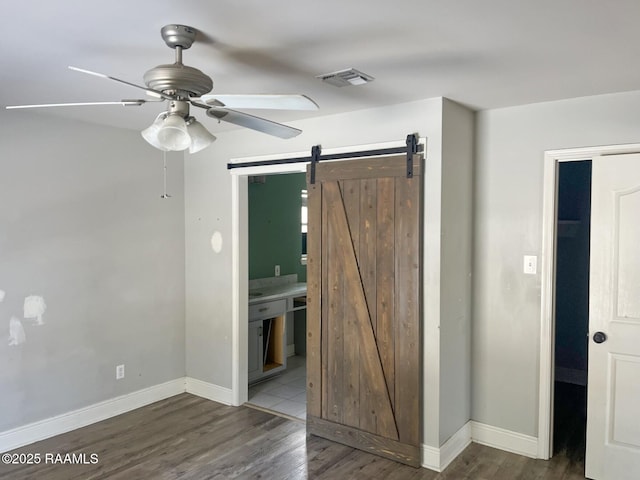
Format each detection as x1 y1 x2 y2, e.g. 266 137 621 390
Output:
524 255 537 275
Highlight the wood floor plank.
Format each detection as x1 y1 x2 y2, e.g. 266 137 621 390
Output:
0 394 587 480
303 434 355 477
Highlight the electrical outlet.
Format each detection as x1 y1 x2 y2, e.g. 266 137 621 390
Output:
523 255 537 275
116 364 125 380
275 265 280 277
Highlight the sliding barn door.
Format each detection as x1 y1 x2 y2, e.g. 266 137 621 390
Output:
306 154 423 467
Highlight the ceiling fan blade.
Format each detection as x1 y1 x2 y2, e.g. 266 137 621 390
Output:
68 66 172 100
199 94 318 111
206 107 301 139
5 100 155 110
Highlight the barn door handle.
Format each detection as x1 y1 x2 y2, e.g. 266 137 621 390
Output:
593 331 607 344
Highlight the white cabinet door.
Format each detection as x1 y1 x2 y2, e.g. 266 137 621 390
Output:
248 320 263 382
586 153 640 480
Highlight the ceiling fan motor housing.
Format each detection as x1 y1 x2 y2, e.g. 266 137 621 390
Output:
144 64 213 97
144 25 213 97
160 25 196 50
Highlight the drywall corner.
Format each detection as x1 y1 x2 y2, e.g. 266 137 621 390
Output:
439 98 475 444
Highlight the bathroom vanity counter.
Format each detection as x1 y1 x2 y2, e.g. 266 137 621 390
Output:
247 275 307 384
248 282 307 306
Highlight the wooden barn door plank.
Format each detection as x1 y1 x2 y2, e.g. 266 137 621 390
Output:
376 177 396 412
341 179 361 429
306 180 322 418
324 188 344 424
394 174 421 445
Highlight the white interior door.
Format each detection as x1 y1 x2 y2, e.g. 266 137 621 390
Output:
586 153 640 480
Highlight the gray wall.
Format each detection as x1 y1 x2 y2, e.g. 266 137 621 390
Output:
185 98 460 448
439 99 474 444
473 90 640 436
0 112 186 432
10 86 636 445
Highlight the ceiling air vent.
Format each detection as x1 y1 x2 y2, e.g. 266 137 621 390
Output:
316 68 374 87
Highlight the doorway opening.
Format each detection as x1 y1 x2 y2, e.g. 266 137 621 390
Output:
538 142 640 466
230 139 425 414
552 160 591 464
246 172 308 420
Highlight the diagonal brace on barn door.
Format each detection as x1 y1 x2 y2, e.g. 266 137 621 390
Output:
324 181 400 441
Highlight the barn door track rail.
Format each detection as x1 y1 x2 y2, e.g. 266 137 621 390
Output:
227 133 423 183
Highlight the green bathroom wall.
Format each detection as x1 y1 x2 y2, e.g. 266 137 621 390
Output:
248 173 307 282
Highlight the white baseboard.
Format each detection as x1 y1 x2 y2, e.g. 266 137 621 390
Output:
0 378 185 453
441 422 472 470
470 421 538 458
422 421 537 471
287 344 296 357
185 377 233 405
421 444 441 471
421 421 472 472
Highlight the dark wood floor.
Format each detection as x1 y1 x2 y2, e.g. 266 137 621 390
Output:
553 381 587 464
0 394 585 479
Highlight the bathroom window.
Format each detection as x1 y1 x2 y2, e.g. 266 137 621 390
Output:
301 189 307 265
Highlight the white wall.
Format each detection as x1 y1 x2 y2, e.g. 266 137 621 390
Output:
473 90 640 437
0 111 186 432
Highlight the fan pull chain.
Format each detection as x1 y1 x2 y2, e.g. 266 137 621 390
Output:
161 151 171 199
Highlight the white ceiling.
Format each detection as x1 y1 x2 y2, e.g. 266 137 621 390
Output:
3 0 640 135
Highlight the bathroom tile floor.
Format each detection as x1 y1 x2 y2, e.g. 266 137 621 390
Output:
247 355 306 420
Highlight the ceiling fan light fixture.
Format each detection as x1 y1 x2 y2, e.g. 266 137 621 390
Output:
141 113 169 151
157 114 190 151
142 113 216 153
186 118 216 154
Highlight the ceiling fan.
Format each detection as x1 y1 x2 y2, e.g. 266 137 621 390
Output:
5 25 319 153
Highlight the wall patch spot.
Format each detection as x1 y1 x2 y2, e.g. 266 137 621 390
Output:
0 290 5 302
8 316 26 346
211 231 223 253
24 295 47 325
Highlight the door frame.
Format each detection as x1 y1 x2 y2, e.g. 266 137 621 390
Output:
537 142 640 459
228 139 425 407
